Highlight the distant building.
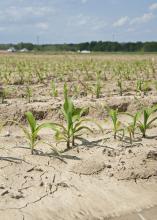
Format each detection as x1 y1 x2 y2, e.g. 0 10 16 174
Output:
20 48 29 52
7 47 16 52
80 50 91 54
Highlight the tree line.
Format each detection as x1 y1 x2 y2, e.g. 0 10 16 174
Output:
0 41 157 52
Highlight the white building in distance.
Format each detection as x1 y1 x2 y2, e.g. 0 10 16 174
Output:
7 47 16 52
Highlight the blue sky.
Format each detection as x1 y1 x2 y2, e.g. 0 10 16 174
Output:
0 0 157 43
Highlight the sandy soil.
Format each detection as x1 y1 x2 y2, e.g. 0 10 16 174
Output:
0 67 157 219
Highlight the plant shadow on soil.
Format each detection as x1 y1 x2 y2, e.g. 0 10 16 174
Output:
12 145 82 164
0 156 24 163
76 137 104 148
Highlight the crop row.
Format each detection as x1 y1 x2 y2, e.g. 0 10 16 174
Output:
0 55 156 85
1 85 157 155
1 78 157 104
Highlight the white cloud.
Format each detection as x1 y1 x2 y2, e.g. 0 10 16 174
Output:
76 14 89 25
81 0 88 3
113 12 155 29
91 19 107 31
113 16 129 27
126 27 136 32
68 14 107 31
0 6 55 23
0 26 5 31
71 0 88 4
130 13 154 25
36 22 49 30
149 3 157 10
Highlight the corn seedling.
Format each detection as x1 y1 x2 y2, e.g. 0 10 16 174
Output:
125 112 141 138
20 112 58 154
109 109 124 139
54 90 102 149
36 66 44 83
95 71 101 98
26 85 32 103
55 95 92 149
117 80 123 96
72 84 80 98
126 124 134 145
64 82 68 99
136 80 143 95
51 80 58 97
0 88 7 104
124 112 141 145
137 105 157 138
79 80 91 97
95 79 101 99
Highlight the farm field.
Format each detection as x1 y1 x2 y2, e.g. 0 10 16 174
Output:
0 53 157 220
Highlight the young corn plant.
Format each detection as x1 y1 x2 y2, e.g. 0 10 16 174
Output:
20 112 58 155
51 80 58 97
36 66 44 83
26 85 32 103
136 80 143 95
125 112 141 138
0 87 7 104
95 79 101 99
72 84 80 98
54 89 102 149
78 80 90 97
109 109 124 139
137 105 157 138
63 82 68 99
117 80 123 96
125 112 141 145
126 124 134 146
54 96 93 149
95 71 101 99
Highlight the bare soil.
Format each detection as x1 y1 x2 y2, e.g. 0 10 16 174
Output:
0 55 157 219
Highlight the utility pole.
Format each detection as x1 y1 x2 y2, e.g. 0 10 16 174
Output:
36 35 40 45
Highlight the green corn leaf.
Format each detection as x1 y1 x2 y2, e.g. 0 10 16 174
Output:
25 111 36 133
74 126 93 134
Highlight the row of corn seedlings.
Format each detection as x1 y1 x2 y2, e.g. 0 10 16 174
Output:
0 78 156 106
1 86 100 154
108 105 157 145
0 54 156 85
1 98 157 155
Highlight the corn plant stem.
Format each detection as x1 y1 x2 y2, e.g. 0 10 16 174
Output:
72 136 75 146
67 139 70 149
114 131 117 139
31 148 34 155
143 132 146 138
130 133 133 145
